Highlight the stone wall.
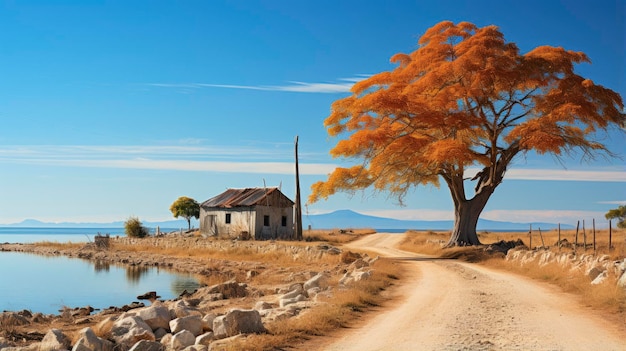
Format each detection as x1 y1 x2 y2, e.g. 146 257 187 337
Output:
505 248 626 287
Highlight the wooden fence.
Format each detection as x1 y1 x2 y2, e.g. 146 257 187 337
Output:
527 219 623 254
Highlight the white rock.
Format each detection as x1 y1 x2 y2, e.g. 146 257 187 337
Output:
170 315 203 336
201 313 217 332
171 330 195 351
253 301 273 311
128 340 164 351
591 270 608 285
182 346 208 351
207 334 245 351
303 272 328 291
587 266 604 280
72 327 114 351
340 269 372 286
348 258 369 270
306 287 321 298
279 294 307 308
40 329 70 351
195 332 215 346
617 270 626 288
169 300 202 319
111 316 156 348
160 334 173 347
353 270 372 282
154 327 168 340
136 304 171 331
213 309 265 339
279 284 303 300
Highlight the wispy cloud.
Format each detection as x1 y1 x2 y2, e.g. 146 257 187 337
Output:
466 168 626 182
597 200 626 205
146 76 370 94
1 145 624 181
0 145 335 175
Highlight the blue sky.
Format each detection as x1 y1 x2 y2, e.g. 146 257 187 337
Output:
0 0 624 227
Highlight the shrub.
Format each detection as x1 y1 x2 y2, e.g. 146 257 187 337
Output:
124 217 149 238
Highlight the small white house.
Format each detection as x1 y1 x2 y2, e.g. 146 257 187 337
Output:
199 187 295 240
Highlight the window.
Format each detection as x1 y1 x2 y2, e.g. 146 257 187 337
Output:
225 213 231 224
281 216 287 227
263 215 270 226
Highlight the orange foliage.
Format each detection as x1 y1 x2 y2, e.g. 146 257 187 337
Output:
309 21 625 216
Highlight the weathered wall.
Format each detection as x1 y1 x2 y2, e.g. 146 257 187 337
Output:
199 205 294 240
253 205 294 240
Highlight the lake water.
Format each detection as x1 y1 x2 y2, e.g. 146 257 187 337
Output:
0 227 181 243
0 228 200 315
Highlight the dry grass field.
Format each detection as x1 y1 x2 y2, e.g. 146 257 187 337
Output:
231 258 401 351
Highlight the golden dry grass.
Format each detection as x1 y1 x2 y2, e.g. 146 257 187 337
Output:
398 230 447 256
30 241 85 250
483 257 626 319
227 258 403 351
303 228 376 244
110 239 342 268
400 228 626 259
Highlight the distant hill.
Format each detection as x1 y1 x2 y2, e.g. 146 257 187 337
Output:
304 209 571 231
0 218 198 229
2 210 569 232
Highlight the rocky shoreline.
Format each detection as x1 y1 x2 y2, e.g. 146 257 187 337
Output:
0 235 378 351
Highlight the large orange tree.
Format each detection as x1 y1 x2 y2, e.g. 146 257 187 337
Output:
309 21 624 246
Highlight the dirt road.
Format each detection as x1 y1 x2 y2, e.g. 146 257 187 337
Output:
314 234 626 351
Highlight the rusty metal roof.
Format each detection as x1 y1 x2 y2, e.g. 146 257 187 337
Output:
200 187 293 208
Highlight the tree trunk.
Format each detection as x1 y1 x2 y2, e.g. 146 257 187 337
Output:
444 176 492 247
187 218 191 231
446 199 483 246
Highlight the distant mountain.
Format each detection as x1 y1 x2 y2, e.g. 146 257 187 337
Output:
0 218 198 229
2 210 568 232
304 209 571 231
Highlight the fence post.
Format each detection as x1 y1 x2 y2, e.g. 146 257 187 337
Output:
558 223 561 251
592 218 596 253
609 219 612 250
575 220 579 253
582 219 587 251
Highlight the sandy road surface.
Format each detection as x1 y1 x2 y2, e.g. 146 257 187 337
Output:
312 234 626 351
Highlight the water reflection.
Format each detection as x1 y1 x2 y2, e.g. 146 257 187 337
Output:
94 260 110 273
126 266 150 283
0 252 200 315
170 276 203 296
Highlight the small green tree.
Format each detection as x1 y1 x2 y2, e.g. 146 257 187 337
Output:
169 196 200 231
125 216 149 238
605 205 626 229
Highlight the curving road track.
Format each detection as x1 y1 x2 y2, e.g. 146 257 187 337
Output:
310 233 625 351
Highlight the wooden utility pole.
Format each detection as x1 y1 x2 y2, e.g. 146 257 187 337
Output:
294 136 303 241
